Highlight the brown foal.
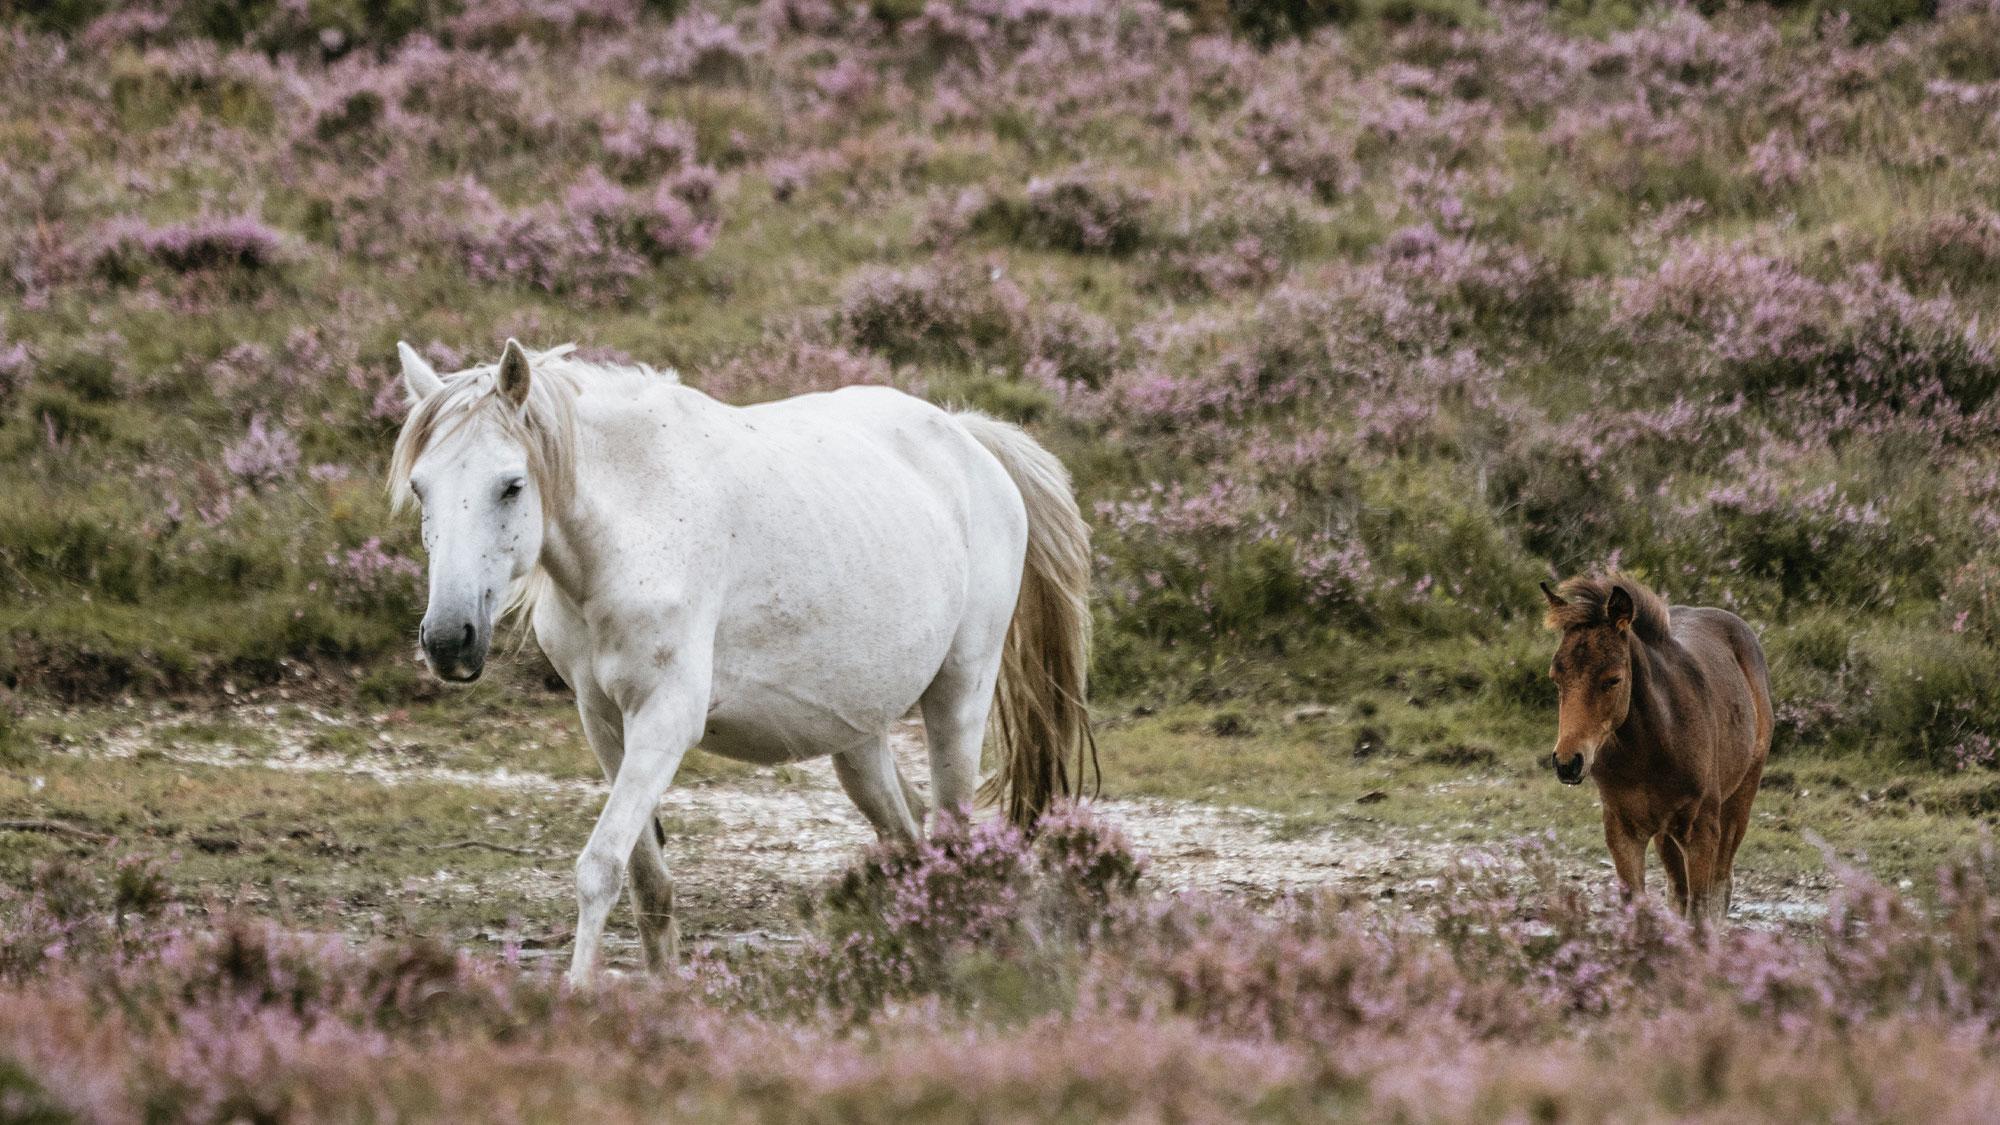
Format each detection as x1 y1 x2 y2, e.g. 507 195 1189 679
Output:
1540 574 1773 922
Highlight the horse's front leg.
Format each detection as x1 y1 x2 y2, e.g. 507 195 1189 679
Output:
570 677 707 985
575 694 680 975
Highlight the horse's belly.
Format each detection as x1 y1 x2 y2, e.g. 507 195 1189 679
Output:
696 694 888 765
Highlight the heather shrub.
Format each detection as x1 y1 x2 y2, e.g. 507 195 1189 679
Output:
1486 432 1629 565
1617 243 2000 409
442 0 640 49
462 170 718 301
1814 0 1934 40
1020 173 1152 256
699 333 900 402
1239 85 1354 202
90 216 289 287
1942 557 2000 643
1096 477 1380 648
1378 224 1573 326
1681 466 1908 606
794 805 1143 1015
1027 303 1121 389
835 263 1027 368
1354 464 1545 635
39 347 121 404
322 537 423 615
1877 207 2000 290
1161 0 1359 45
1849 628 2000 769
646 9 760 84
19 836 2000 1117
1142 184 1312 296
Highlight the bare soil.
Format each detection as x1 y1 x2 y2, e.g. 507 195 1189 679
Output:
66 705 1831 960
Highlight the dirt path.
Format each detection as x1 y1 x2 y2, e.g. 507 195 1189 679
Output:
77 706 1825 951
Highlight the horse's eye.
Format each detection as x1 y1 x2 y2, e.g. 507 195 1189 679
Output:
501 479 524 501
1601 675 1623 689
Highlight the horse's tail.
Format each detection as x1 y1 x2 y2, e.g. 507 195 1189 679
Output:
955 412 1098 834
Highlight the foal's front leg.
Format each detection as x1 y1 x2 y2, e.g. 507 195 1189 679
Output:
570 680 707 985
1602 805 1647 901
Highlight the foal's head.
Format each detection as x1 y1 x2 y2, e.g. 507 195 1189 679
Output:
388 339 572 682
1540 575 1667 785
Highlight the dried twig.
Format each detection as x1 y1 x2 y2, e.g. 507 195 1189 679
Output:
0 819 110 842
424 839 541 857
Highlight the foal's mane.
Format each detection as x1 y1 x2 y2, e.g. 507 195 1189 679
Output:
387 344 678 519
1545 573 1673 644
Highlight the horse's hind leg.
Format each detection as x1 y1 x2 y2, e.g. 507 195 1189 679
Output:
918 646 1005 823
1716 761 1764 916
577 696 680 973
834 731 922 843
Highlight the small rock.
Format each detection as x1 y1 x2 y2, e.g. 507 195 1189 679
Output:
1287 704 1337 725
1357 789 1388 805
1352 726 1390 760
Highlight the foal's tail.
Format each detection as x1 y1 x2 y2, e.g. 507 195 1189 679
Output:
956 413 1099 833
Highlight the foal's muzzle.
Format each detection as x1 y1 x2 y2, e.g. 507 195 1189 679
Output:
1551 751 1587 786
420 616 488 683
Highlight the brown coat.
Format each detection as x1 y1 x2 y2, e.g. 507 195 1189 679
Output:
1543 574 1774 920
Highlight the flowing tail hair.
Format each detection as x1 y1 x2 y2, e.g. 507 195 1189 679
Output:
955 412 1099 833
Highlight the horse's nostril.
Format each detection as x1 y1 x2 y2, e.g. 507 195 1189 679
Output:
461 622 476 648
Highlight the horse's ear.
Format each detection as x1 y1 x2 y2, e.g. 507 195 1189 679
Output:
398 341 444 404
1606 585 1635 631
498 338 531 408
1539 581 1564 610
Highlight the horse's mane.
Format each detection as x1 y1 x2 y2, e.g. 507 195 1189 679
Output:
387 345 678 626
388 345 678 519
1545 572 1672 644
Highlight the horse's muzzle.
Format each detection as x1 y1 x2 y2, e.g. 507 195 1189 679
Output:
1551 751 1586 786
421 619 487 683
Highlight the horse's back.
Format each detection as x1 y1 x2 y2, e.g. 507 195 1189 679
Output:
1670 605 1774 766
692 386 1027 761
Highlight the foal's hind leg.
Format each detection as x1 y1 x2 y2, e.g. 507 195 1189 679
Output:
1715 762 1764 917
577 696 680 973
834 731 922 843
1665 810 1724 924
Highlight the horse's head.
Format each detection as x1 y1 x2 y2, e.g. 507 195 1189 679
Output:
1540 578 1639 786
390 339 552 683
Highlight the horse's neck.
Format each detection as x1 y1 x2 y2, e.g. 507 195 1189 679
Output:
1617 638 1678 746
534 385 710 607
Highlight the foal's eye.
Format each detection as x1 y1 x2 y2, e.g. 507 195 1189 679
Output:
1601 675 1623 689
500 479 524 501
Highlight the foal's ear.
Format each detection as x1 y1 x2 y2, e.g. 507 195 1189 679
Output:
398 341 445 404
498 338 531 408
1606 585 1636 631
1539 581 1564 610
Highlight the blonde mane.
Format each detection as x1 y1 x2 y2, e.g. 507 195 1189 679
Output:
386 344 679 624
388 345 677 516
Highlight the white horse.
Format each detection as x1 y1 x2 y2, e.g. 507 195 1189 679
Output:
388 340 1095 982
